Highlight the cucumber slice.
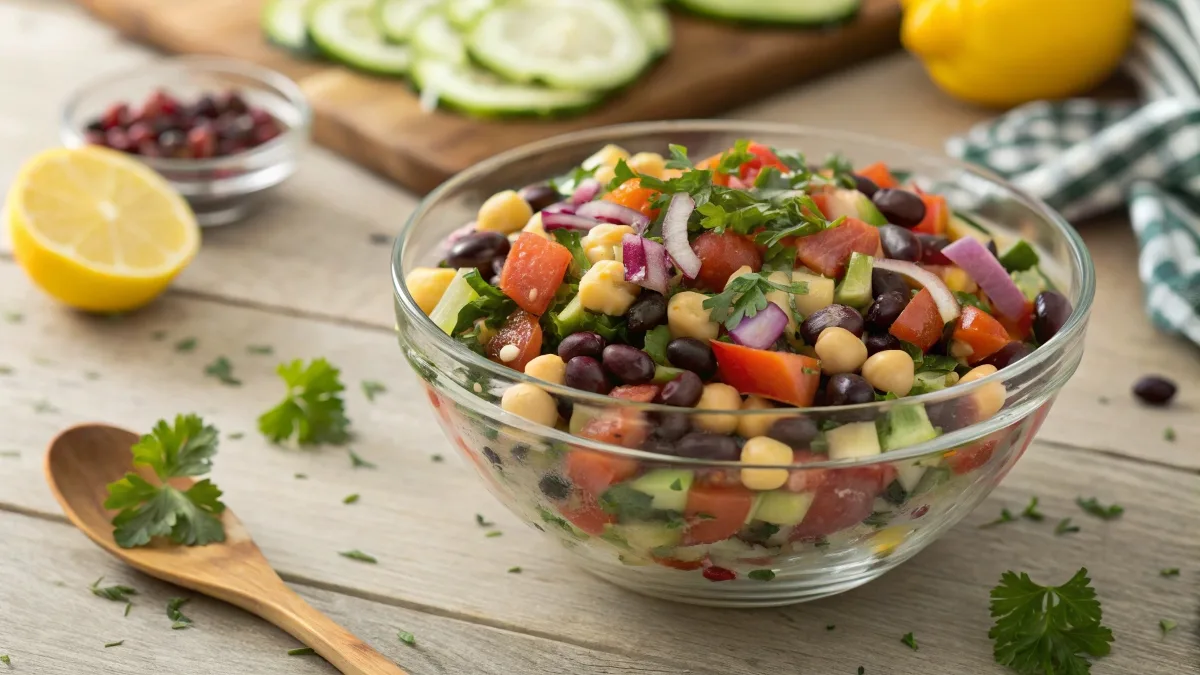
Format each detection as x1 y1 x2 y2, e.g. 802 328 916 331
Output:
428 268 479 334
677 0 861 25
631 4 672 56
412 60 604 117
447 0 494 28
308 0 411 75
263 0 318 54
374 0 439 42
469 0 654 91
411 12 469 64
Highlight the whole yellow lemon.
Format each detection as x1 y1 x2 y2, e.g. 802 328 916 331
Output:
902 0 1135 107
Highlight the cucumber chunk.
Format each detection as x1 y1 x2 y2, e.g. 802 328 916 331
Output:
412 60 604 117
825 188 887 226
834 252 873 309
263 0 318 54
631 3 673 56
428 268 479 334
375 0 439 42
469 0 655 91
309 0 411 75
447 0 494 28
826 421 882 461
630 469 694 512
677 0 861 25
878 404 940 452
754 491 814 526
411 12 468 64
999 240 1040 272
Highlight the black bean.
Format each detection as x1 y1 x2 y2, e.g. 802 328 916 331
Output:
192 94 219 118
626 292 667 333
864 291 909 331
879 224 922 262
482 447 502 467
657 371 703 407
564 356 610 394
538 473 572 500
666 338 717 379
826 373 875 406
511 444 530 463
446 231 511 271
558 332 606 362
926 400 969 433
872 189 926 228
800 304 864 344
650 411 691 441
85 119 105 133
871 268 910 300
675 432 741 461
766 416 818 449
916 234 952 265
863 332 902 356
519 183 562 212
602 344 655 384
853 174 879 198
1132 375 1177 406
1033 290 1072 343
980 341 1033 370
987 240 1000 258
555 397 574 421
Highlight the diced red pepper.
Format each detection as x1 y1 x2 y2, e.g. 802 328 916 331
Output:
609 384 661 402
603 178 660 218
682 484 756 545
486 310 543 372
653 554 706 571
709 341 821 407
889 288 945 351
997 299 1034 341
856 162 900 189
578 408 648 450
737 142 789 182
793 217 882 278
913 192 949 235
944 438 997 475
953 306 1011 364
559 493 615 535
499 232 572 315
564 449 639 497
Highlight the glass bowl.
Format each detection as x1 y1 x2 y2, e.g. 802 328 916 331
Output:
60 56 311 227
392 121 1095 607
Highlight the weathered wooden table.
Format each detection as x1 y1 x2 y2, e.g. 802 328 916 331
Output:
1 2 1197 673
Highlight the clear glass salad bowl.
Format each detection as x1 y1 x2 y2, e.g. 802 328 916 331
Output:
391 121 1094 607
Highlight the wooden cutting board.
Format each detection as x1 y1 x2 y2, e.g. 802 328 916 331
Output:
75 0 902 193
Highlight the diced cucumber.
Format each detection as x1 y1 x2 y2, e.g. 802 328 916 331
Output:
308 0 411 75
826 421 883 461
1011 268 1048 302
999 240 1040 272
411 12 468 64
893 458 930 493
878 404 940 452
677 0 860 25
631 3 673 56
834 252 873 309
427 268 479 334
608 521 682 552
263 0 318 54
411 60 604 117
630 469 694 512
824 188 887 226
791 270 836 318
947 214 994 247
568 406 598 435
552 295 586 333
447 0 494 28
754 491 814 525
652 365 686 384
469 0 655 91
912 464 952 496
374 0 439 42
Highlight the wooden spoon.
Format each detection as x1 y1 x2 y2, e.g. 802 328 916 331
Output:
44 423 408 675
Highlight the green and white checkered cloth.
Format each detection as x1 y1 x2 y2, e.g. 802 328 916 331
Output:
946 0 1200 346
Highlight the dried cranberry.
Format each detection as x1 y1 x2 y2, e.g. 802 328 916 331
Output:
101 103 130 130
912 504 929 519
187 123 216 159
139 89 180 121
105 128 132 152
253 123 281 145
127 122 154 146
137 140 161 158
217 90 249 115
702 565 736 582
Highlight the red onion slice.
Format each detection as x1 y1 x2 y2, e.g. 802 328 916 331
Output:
728 302 789 350
542 212 601 232
577 200 651 232
541 201 577 215
663 192 700 279
623 234 648 282
874 258 961 324
942 236 1029 321
622 233 671 295
571 178 602 205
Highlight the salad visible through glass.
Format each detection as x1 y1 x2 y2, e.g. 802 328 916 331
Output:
404 140 1072 578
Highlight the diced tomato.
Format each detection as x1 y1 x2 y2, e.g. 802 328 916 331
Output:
710 341 821 407
889 288 945 351
944 438 997 475
793 217 882 278
682 484 756 545
737 142 789 182
785 450 830 492
564 449 639 497
997 299 1034 341
855 162 899 190
789 466 885 540
487 310 542 372
653 555 706 571
953 306 1010 364
559 493 615 535
500 232 572 315
603 178 660 218
690 231 762 292
578 409 648 449
913 192 949 235
609 384 661 402
809 193 830 219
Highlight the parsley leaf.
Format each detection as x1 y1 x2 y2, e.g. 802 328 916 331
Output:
643 325 671 366
748 569 776 582
287 647 316 656
1020 497 1044 522
599 483 657 521
342 494 360 505
716 139 753 175
1076 497 1124 521
1160 568 1180 578
901 632 918 651
339 549 377 564
507 566 522 574
397 630 416 646
981 508 1016 528
1163 427 1176 442
548 164 596 196
1 655 9 666
475 514 494 527
361 380 387 402
204 356 241 386
989 568 1113 674
103 415 226 548
453 270 517 334
89 576 137 603
820 152 857 189
247 344 273 355
258 359 350 446
551 229 592 275
760 244 797 275
1159 619 1177 637
349 450 376 469
703 272 808 331
166 597 192 629
174 337 197 353
104 640 124 648
1055 518 1080 535
955 291 993 314
664 144 693 170
607 158 641 192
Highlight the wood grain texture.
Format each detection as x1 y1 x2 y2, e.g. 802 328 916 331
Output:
0 511 696 675
70 0 902 193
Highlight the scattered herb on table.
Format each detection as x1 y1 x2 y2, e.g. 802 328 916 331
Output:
369 232 390 246
104 640 124 648
90 577 137 603
826 625 835 631
0 451 18 458
901 632 918 650
1160 568 1180 578
294 473 308 480
288 647 316 656
1097 396 1109 404
343 494 360 505
1054 518 1080 535
152 330 167 341
0 365 12 376
348 450 376 469
431 454 444 462
3 311 23 323
227 432 244 440
246 344 274 355
475 514 494 527
85 371 101 380
167 597 192 629
1019 497 1044 522
258 358 351 446
1159 619 1177 637
397 630 416 646
857 667 864 675
1163 427 1176 442
339 550 377 564
1076 497 1124 521
485 530 503 538
981 508 1017 528
748 569 776 582
989 567 1113 674
33 399 58 414
104 414 226 548
361 380 387 402
204 356 242 386
174 337 197 352
1 655 11 665
507 566 522 574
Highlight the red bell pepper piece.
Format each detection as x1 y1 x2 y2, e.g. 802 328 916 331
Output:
997 299 1034 341
889 288 945 351
913 191 949 235
564 449 639 497
953 306 1011 364
856 162 900 189
603 178 660 218
709 341 821 407
682 484 756 545
500 232 572 315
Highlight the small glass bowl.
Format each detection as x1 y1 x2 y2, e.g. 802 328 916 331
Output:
392 121 1095 607
60 56 311 227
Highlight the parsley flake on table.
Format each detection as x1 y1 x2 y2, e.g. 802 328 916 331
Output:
475 514 494 527
90 577 137 610
0 450 19 458
204 356 242 386
343 494 360 505
1020 497 1044 522
33 399 58 414
826 624 835 631
1076 497 1124 521
104 640 124 648
1159 619 1177 637
259 358 351 446
857 667 864 675
1160 568 1180 578
288 647 316 656
85 371 101 380
174 337 197 352
748 569 776 582
0 365 12 376
1163 427 1176 442
3 310 23 323
227 432 244 440
348 450 376 469
981 508 1017 528
703 272 808 331
1054 518 1080 535
1 655 11 665
103 414 226 548
431 454 444 463
294 473 308 480
507 566 522 574
339 549 377 564
397 630 416 646
989 567 1113 675
361 380 387 402
246 344 274 355
901 632 918 651
485 530 503 538
166 597 192 629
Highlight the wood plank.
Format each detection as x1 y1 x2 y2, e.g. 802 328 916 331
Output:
0 261 1196 673
0 511 694 675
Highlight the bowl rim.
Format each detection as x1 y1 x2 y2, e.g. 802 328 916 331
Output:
391 119 1095 423
59 55 312 172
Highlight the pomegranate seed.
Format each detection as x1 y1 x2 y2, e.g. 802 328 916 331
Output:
187 123 216 159
912 505 929 519
249 108 273 126
224 114 255 141
215 138 243 157
105 128 132 152
193 95 219 118
127 122 154 146
218 91 248 115
253 123 281 145
83 130 106 146
139 89 181 121
138 140 161 157
101 103 130 130
702 566 736 582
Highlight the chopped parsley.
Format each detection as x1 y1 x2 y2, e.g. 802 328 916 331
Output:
227 432 244 440
507 566 522 574
485 530 503 538
475 514 494 527
551 229 592 276
258 358 351 446
294 473 308 480
1076 497 1124 521
1159 619 1177 637
1163 427 1176 442
901 632 918 651
287 647 316 656
174 337 197 352
0 451 17 458
431 454 444 462
826 625 836 631
3 310 23 323
361 380 387 402
748 569 776 582
104 640 124 648
989 568 1112 674
397 630 416 646
204 356 241 386
342 494 360 505
981 508 1017 528
669 478 683 491
1 655 10 665
642 325 671 366
167 597 192 629
246 344 274 355
33 399 58 414
349 450 376 469
1160 568 1180 578
338 550 377 564
1054 518 1080 535
90 577 137 616
85 371 101 380
703 272 808 331
1020 497 1044 522
0 365 12 376
453 269 517 336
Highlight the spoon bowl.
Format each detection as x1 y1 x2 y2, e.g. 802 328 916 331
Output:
45 423 407 675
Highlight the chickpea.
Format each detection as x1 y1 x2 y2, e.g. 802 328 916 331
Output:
668 291 719 341
814 326 868 375
405 267 458 315
791 270 836 317
578 260 640 315
500 383 559 427
861 350 916 396
594 164 617 187
628 152 666 179
582 144 630 171
520 212 549 239
582 224 635 264
737 395 786 439
960 364 1006 419
739 436 792 491
693 383 742 434
524 354 566 385
477 190 534 235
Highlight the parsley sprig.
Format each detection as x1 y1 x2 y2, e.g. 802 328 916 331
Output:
989 568 1113 674
104 415 226 548
258 359 351 446
703 272 808 331
1076 497 1124 521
